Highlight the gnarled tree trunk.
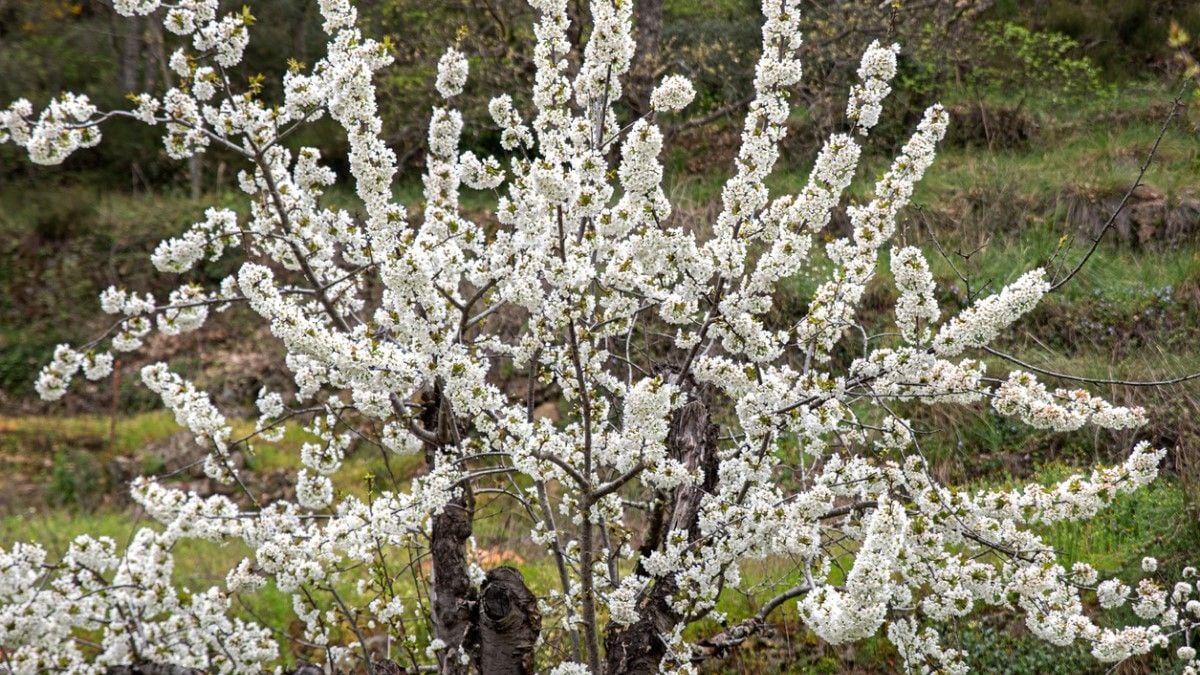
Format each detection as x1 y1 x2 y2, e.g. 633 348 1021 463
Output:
423 384 477 675
605 383 718 674
422 385 540 675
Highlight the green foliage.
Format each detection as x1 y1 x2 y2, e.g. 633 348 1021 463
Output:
1013 0 1200 74
896 18 1108 128
0 185 254 399
369 0 538 159
0 1 1184 188
141 452 166 476
951 622 1097 673
48 449 102 510
968 21 1108 109
0 328 64 394
26 186 99 242
1041 469 1193 573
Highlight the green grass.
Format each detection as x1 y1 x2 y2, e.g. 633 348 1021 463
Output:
1042 472 1195 573
916 114 1199 200
0 412 180 476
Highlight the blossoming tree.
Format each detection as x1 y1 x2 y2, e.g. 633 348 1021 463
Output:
2 0 1198 673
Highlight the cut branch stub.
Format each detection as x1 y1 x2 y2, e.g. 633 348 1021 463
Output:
473 566 542 675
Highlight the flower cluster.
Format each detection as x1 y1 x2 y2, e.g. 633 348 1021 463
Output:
891 245 940 343
0 530 276 673
650 74 697 113
934 268 1049 356
799 499 908 644
151 207 240 273
796 103 949 360
436 47 469 99
19 93 100 165
33 344 84 401
846 41 899 134
994 370 1148 431
141 363 235 482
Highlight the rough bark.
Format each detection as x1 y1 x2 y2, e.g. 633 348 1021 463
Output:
633 491 666 577
605 388 718 674
473 566 541 675
369 659 406 674
429 492 475 675
423 385 477 675
602 583 680 675
665 400 719 538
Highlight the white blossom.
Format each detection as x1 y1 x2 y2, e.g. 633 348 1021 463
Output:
296 469 334 509
650 74 696 112
82 352 115 381
435 47 469 99
35 344 83 401
891 245 939 343
113 0 160 16
847 41 899 134
934 269 1048 357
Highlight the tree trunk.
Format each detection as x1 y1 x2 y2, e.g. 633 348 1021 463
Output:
474 567 541 674
605 389 718 674
147 13 171 90
420 383 542 675
423 385 477 675
629 0 665 115
429 486 476 674
119 15 142 93
119 13 144 189
189 155 203 199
